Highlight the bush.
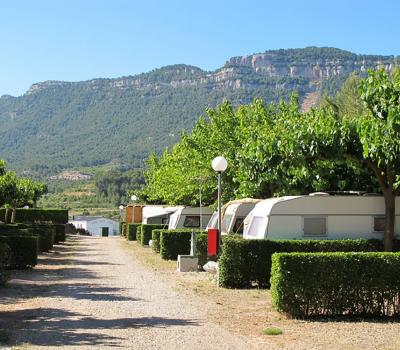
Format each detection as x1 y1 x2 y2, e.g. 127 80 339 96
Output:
136 225 142 243
0 208 68 224
218 237 383 288
29 225 55 252
0 242 11 284
119 222 126 237
271 252 400 317
0 235 38 269
152 229 162 253
159 229 207 260
127 223 141 241
141 224 167 246
54 224 66 244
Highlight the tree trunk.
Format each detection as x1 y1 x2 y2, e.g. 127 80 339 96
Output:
383 191 395 252
4 208 9 224
11 207 16 224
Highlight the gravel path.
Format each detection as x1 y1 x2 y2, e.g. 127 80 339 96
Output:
2 236 255 349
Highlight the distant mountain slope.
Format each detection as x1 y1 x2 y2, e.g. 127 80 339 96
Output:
0 47 396 176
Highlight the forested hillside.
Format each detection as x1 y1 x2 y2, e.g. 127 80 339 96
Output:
0 47 396 177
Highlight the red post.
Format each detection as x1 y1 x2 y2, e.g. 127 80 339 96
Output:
207 228 219 257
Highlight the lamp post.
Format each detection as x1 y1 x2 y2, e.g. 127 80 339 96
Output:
119 205 124 223
212 156 228 249
130 195 137 224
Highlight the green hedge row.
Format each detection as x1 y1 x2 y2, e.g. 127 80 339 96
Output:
151 229 162 253
271 252 400 317
127 223 141 241
0 242 11 284
0 208 68 224
218 237 383 288
0 235 38 269
159 229 207 264
136 226 143 243
119 222 127 237
54 224 66 244
141 224 167 246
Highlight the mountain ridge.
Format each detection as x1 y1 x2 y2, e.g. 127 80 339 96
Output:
0 47 397 177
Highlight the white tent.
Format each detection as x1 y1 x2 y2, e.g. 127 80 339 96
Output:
243 195 400 240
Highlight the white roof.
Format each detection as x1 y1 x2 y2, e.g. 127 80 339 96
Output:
142 206 181 219
250 196 302 217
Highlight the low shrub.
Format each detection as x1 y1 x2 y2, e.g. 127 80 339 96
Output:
136 225 142 243
141 224 167 246
218 237 383 288
152 229 162 253
119 222 126 237
271 252 400 317
29 225 55 252
127 223 141 241
54 224 66 244
0 242 11 284
159 229 207 260
0 208 68 224
0 235 38 269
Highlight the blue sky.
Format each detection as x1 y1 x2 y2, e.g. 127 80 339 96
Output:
1 0 399 96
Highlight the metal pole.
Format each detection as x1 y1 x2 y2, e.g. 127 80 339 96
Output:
199 185 202 229
217 171 222 250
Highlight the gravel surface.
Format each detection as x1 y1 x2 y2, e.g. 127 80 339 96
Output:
0 236 255 350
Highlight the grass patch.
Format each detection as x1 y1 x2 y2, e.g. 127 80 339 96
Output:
0 329 11 344
263 327 283 336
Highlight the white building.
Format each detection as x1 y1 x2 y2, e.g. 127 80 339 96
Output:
69 216 118 237
243 194 400 240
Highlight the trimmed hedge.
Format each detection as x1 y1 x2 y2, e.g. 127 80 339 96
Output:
218 237 383 288
159 229 207 261
0 208 68 224
136 225 142 243
271 252 400 317
127 223 141 241
54 224 66 244
151 229 162 253
141 224 167 246
0 242 11 284
119 222 126 237
0 235 38 269
0 224 54 252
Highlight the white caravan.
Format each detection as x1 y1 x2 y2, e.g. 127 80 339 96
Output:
207 199 261 235
168 206 213 230
243 194 400 240
142 206 179 225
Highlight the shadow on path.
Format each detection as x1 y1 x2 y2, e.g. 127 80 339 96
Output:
0 308 199 347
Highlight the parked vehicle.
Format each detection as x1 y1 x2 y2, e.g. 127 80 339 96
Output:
206 198 261 235
243 194 400 240
168 206 213 230
142 206 179 225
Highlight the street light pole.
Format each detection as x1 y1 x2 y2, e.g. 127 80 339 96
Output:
131 195 137 224
212 156 228 252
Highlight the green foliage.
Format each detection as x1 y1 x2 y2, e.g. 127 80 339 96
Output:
0 208 68 224
136 225 142 243
127 223 141 241
263 327 283 336
0 242 11 284
53 224 66 244
218 236 383 289
271 252 400 317
119 222 126 237
159 229 207 261
0 234 38 269
140 224 167 246
151 229 162 253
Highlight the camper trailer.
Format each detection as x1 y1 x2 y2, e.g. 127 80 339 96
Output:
168 206 213 230
206 199 260 235
243 195 400 240
142 206 179 225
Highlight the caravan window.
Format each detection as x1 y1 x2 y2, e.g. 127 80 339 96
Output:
303 217 326 236
183 215 200 228
232 218 244 234
247 216 265 236
373 216 385 232
221 215 233 232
